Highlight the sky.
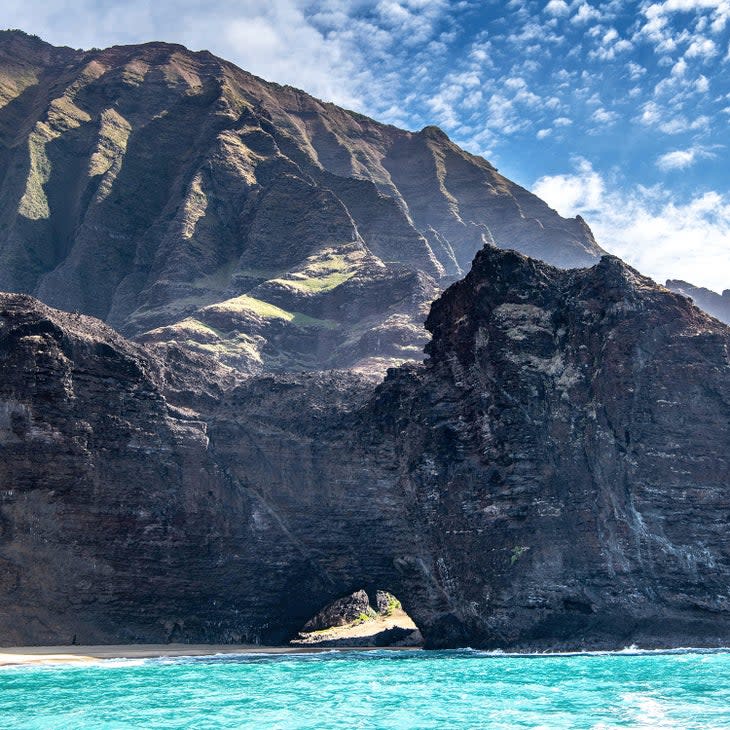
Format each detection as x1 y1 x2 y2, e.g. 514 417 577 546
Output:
3 0 730 292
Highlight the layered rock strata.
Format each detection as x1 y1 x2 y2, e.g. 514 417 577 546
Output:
1 246 729 650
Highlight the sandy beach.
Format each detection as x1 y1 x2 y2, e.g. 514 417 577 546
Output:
0 605 422 667
0 642 420 667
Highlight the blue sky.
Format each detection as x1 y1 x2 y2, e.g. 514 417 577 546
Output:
4 0 730 291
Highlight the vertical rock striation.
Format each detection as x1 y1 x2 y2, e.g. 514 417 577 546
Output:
369 247 730 648
0 30 603 375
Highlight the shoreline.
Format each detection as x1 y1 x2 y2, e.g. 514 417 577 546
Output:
3 643 730 667
0 643 420 667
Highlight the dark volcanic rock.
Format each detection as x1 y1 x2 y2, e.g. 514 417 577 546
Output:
373 626 422 647
0 297 385 645
374 590 398 615
371 247 730 649
0 30 603 375
301 590 372 631
1 246 729 651
0 294 228 643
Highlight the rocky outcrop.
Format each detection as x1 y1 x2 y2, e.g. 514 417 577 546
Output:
372 247 730 648
0 30 603 375
298 590 404 633
666 279 730 325
302 590 373 632
1 245 729 650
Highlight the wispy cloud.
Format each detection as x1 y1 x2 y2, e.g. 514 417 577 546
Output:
571 3 602 24
685 35 719 56
591 107 620 124
656 145 717 169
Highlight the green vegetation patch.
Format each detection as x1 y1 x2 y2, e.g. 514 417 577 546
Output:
383 594 402 617
190 334 262 363
510 545 530 565
210 294 293 320
167 317 225 339
353 608 377 625
270 269 355 293
305 251 360 273
152 317 263 364
268 247 365 294
207 295 338 329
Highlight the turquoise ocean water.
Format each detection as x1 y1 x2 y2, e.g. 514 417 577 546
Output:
2 648 730 729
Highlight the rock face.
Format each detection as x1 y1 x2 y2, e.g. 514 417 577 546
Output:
1 246 729 650
372 248 730 648
301 590 373 632
0 294 222 643
0 30 603 375
666 279 730 325
0 294 386 645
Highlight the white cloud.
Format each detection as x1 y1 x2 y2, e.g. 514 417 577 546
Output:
672 57 688 75
685 36 719 57
649 1 730 35
659 114 710 132
637 99 711 133
505 20 565 45
662 0 727 11
533 157 606 211
589 33 633 61
637 1 728 62
571 2 602 23
627 61 647 79
710 3 730 31
533 159 730 292
656 145 716 169
505 76 527 90
537 128 552 138
485 93 529 134
545 0 570 16
653 57 712 96
591 107 619 124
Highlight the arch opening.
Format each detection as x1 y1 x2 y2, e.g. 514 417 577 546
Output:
290 589 423 648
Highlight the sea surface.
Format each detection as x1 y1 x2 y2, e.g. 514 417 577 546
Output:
2 648 730 729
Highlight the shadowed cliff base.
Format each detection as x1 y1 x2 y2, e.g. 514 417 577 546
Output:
0 244 729 650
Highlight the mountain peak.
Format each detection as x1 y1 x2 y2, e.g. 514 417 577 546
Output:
665 278 730 325
424 243 710 366
0 31 605 376
419 124 450 141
